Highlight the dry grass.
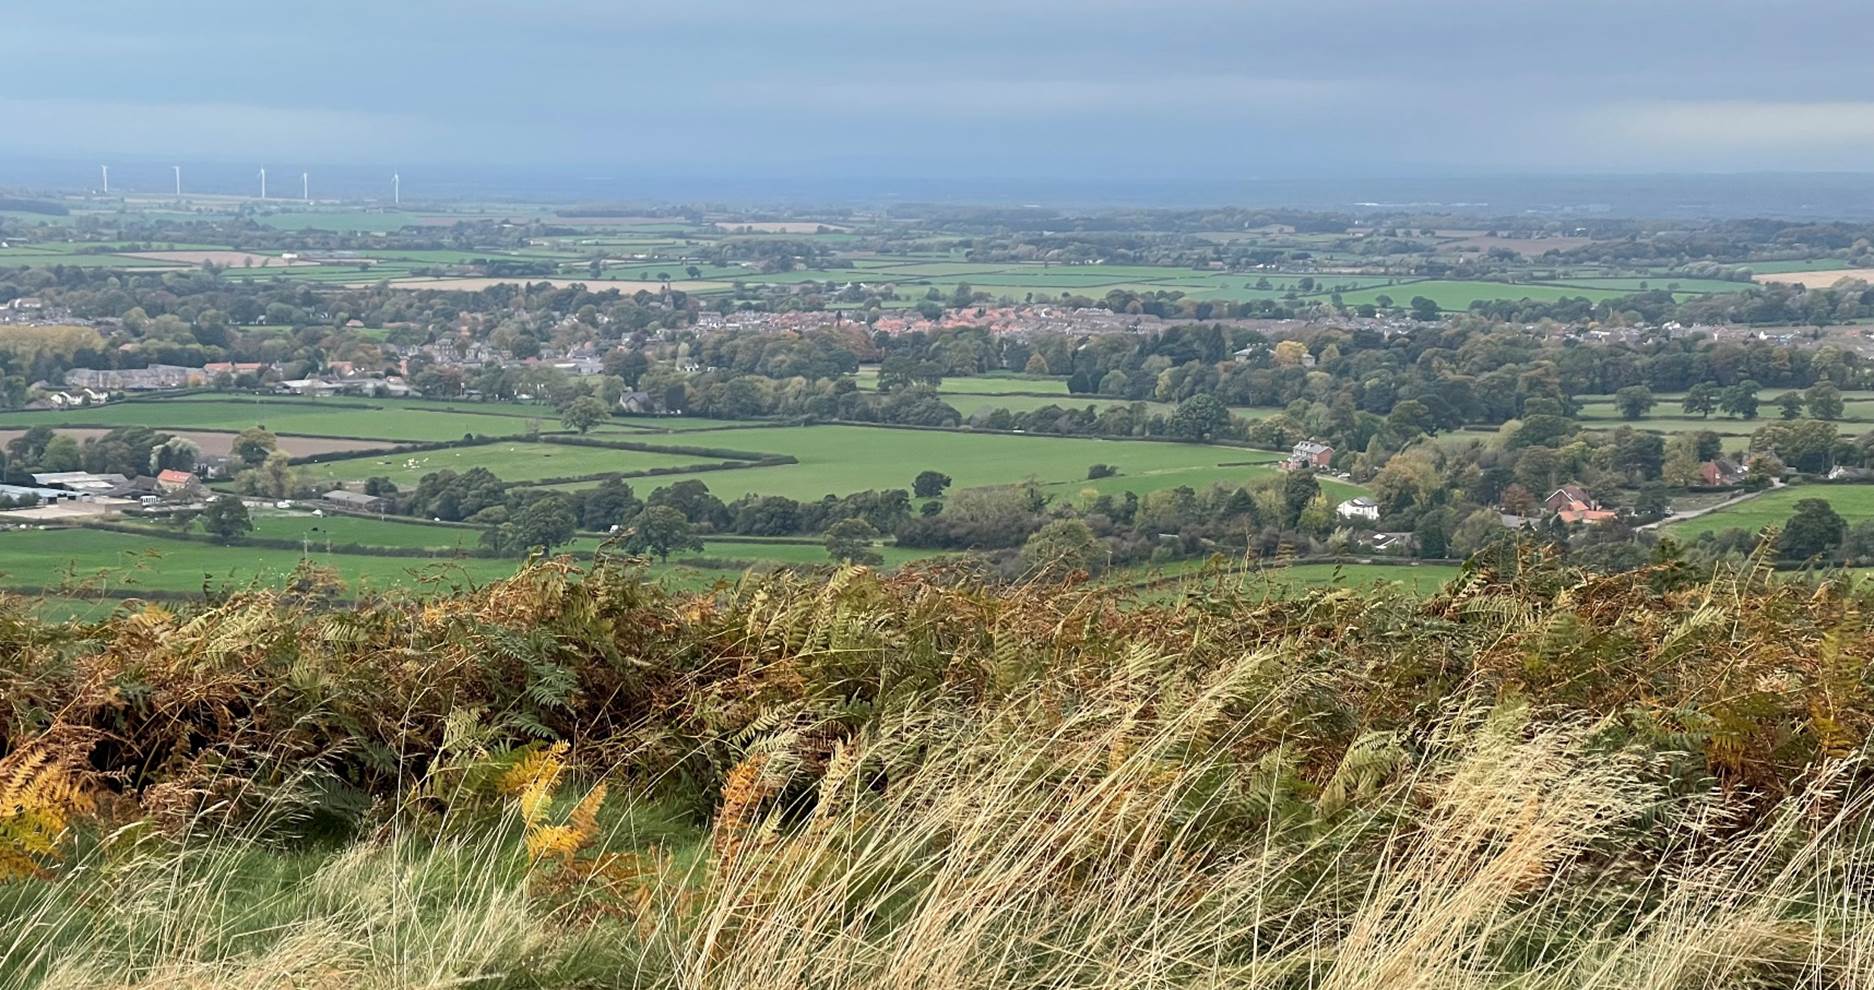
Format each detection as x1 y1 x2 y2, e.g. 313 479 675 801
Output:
4 552 1874 986
1756 268 1874 288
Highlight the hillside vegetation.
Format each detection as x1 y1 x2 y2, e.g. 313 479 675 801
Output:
2 548 1873 987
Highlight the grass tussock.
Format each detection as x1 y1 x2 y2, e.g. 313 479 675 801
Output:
1 546 1873 987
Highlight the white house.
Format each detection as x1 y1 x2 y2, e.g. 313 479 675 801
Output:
1336 496 1380 522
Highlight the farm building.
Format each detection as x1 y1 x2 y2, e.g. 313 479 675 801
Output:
156 469 202 495
0 484 69 505
30 471 128 496
323 490 388 513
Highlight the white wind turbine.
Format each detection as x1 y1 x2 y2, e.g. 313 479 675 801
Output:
173 165 182 196
392 172 400 206
99 164 109 194
258 167 267 199
301 171 309 203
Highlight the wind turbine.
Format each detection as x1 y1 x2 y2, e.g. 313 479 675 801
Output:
301 171 309 203
258 167 267 200
172 165 182 196
391 172 400 206
99 164 109 194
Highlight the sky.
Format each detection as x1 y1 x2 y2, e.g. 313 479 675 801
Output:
6 0 1874 185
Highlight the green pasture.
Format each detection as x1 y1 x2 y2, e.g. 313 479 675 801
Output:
0 396 572 443
0 526 520 596
299 440 724 487
851 368 1070 395
1665 485 1874 540
1573 388 1874 436
1334 280 1635 309
251 211 463 233
533 424 1285 503
0 517 965 621
1546 277 1751 294
1122 559 1462 600
111 512 948 571
942 393 1174 416
1061 464 1360 504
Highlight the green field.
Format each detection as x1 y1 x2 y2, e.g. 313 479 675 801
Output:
0 527 521 596
1335 280 1637 309
939 392 1174 416
111 511 948 566
530 424 1286 502
1573 389 1874 436
299 440 724 487
0 519 952 614
1061 460 1361 504
243 512 489 548
0 396 573 443
1124 559 1462 600
851 369 1070 396
1664 485 1874 540
1545 277 1751 294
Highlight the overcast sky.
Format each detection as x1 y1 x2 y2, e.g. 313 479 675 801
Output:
8 0 1874 181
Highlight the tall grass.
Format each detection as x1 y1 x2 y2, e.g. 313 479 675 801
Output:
2 549 1873 986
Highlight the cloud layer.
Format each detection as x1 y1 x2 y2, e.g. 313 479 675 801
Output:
5 1 1871 178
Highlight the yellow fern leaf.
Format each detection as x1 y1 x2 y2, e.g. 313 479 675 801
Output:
498 741 569 798
0 728 99 880
568 783 607 847
521 783 608 863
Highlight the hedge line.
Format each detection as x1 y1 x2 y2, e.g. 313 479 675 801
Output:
538 433 791 463
286 433 523 467
504 456 790 491
824 418 1287 455
74 520 518 560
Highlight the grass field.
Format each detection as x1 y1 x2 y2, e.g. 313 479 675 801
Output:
0 396 572 443
531 425 1285 502
939 392 1175 416
1573 389 1874 436
1334 279 1639 309
1546 277 1750 294
0 527 522 596
1122 558 1462 599
298 440 724 487
0 519 952 616
107 511 950 565
1060 460 1361 503
1664 485 1874 540
852 368 1070 395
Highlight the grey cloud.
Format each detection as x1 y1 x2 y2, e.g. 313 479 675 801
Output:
3 1 1872 179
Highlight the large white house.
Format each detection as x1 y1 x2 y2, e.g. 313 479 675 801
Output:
1335 496 1380 522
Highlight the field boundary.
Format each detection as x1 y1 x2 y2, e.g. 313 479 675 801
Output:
823 418 1287 456
1118 554 1466 592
